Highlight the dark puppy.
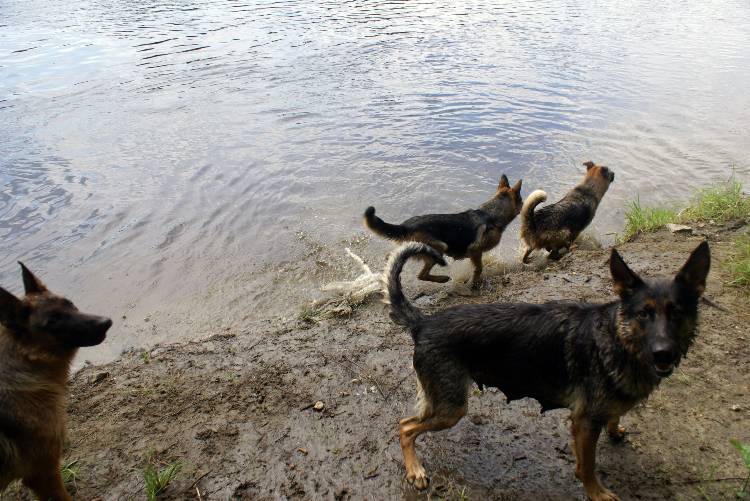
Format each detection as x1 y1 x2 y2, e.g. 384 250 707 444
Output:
385 241 709 501
521 161 614 262
0 264 112 501
365 175 522 287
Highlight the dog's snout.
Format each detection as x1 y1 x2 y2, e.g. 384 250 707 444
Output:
609 172 615 182
652 348 675 364
99 317 113 331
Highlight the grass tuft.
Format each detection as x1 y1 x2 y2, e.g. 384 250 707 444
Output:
726 237 750 293
730 439 750 497
61 459 80 491
620 175 749 242
681 177 750 223
621 196 678 242
143 453 183 501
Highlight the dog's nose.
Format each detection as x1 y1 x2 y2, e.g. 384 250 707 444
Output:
98 317 113 331
652 346 676 365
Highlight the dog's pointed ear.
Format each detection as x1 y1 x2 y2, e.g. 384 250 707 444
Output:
610 248 644 297
0 287 27 329
675 241 710 298
511 179 522 193
498 174 510 189
19 262 47 295
583 161 595 171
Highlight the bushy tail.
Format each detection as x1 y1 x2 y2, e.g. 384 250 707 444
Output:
383 243 446 334
364 207 410 240
520 190 547 234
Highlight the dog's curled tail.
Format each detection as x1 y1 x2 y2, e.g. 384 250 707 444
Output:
383 242 446 334
520 189 547 233
364 206 409 240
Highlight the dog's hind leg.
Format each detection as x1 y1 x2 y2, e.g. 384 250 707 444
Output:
399 369 469 490
571 416 620 501
418 255 450 283
606 416 626 442
399 406 467 489
521 246 533 264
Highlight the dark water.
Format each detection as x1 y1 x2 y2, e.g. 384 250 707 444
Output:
1 0 749 364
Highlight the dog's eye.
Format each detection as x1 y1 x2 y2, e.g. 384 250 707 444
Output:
637 310 650 321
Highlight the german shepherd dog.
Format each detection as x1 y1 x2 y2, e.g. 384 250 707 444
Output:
521 161 614 262
364 175 522 287
385 241 710 500
0 263 112 501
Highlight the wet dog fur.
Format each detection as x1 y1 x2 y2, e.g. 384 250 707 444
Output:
0 264 112 501
521 161 614 262
384 241 710 500
364 175 522 287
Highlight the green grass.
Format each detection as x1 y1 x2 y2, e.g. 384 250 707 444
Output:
143 454 183 501
61 459 80 491
621 196 678 241
681 178 750 223
726 237 750 292
620 175 749 242
299 304 324 324
731 439 750 497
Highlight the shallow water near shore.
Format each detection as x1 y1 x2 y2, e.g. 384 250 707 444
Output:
1 0 749 364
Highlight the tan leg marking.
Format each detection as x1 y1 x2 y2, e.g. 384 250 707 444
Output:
606 416 626 442
571 416 621 501
399 407 466 490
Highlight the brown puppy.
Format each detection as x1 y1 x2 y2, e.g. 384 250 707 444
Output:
0 263 111 501
365 175 522 287
521 161 614 262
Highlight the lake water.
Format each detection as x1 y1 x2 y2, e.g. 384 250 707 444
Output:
1 0 749 364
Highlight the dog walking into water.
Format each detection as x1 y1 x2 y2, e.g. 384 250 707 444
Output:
364 175 523 288
384 240 710 500
521 160 614 262
0 263 112 501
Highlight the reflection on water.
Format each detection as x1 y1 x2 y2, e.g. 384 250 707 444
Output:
1 0 749 364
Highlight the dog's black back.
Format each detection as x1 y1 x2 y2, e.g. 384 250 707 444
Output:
398 211 491 258
388 241 709 416
533 186 597 235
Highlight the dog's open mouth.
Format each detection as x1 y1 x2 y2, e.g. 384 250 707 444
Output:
654 362 675 377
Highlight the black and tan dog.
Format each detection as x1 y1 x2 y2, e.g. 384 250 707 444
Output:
364 175 522 287
0 263 111 501
384 241 710 501
521 161 614 262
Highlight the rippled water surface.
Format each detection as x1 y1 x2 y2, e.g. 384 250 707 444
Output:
1 0 749 363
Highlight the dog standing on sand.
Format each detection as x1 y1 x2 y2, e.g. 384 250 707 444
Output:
521 161 614 262
384 240 709 500
364 175 523 287
0 263 112 501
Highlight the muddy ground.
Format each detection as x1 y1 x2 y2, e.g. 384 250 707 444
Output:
4 223 749 501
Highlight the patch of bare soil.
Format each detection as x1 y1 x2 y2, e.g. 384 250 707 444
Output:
4 223 749 501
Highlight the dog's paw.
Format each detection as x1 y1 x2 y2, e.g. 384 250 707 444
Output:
607 424 626 442
586 484 620 501
406 465 430 490
435 275 450 283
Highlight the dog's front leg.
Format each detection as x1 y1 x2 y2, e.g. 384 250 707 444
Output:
468 225 486 288
571 416 620 501
24 464 72 501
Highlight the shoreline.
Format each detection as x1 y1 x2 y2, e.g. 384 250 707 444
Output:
3 198 749 500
